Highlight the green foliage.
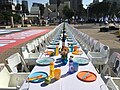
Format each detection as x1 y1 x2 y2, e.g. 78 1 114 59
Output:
62 6 74 19
15 3 21 11
77 4 86 17
13 14 21 23
88 1 120 18
0 13 4 21
39 5 45 17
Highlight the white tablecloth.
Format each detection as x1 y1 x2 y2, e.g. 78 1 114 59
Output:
20 39 108 90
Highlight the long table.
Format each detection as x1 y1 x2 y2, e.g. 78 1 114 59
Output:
20 34 108 90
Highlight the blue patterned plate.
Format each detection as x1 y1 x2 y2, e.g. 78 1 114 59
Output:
28 71 48 83
47 45 56 49
36 57 54 65
50 41 59 45
73 57 89 65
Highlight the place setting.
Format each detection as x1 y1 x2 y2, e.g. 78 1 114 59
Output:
77 71 97 82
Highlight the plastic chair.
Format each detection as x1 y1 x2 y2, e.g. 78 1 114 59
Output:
101 52 120 90
5 53 29 73
87 44 110 72
88 44 110 64
101 52 120 77
0 64 29 90
26 42 36 53
21 47 41 65
106 77 120 90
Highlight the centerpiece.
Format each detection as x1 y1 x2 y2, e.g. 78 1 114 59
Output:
61 46 69 65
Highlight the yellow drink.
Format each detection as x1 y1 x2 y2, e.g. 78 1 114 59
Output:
49 62 54 78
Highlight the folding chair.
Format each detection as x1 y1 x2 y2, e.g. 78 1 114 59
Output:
101 52 120 90
6 53 29 73
21 46 41 65
87 43 110 72
0 64 29 90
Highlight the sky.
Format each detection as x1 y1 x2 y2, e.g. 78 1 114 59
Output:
14 0 103 9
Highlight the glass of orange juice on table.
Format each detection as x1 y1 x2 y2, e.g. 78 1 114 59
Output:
54 69 61 80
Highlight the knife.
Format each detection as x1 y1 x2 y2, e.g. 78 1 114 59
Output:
82 72 90 79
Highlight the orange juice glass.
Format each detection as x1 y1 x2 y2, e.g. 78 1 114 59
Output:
54 69 61 80
74 46 78 51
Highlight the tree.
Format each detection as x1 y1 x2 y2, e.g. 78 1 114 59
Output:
13 14 21 24
62 6 74 19
16 3 21 11
3 12 12 25
77 4 86 18
39 4 45 17
88 2 110 18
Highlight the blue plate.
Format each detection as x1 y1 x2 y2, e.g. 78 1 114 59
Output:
28 71 48 83
73 57 89 65
68 42 77 45
47 45 56 49
36 57 55 65
50 41 59 45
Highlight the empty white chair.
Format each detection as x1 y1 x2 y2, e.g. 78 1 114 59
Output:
87 43 110 72
6 53 29 73
26 42 36 53
101 52 120 90
106 77 120 90
101 52 120 77
21 47 41 65
0 64 29 90
87 43 110 65
93 41 101 52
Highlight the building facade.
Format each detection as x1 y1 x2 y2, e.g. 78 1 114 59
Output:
22 0 29 15
49 0 69 4
70 0 82 15
0 0 13 12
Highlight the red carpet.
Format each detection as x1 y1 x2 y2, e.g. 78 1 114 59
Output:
0 29 50 53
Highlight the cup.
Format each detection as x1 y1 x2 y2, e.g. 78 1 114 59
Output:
73 62 79 72
74 46 78 51
54 69 61 80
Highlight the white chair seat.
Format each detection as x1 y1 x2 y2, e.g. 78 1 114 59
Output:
106 77 120 90
87 45 110 65
0 65 29 90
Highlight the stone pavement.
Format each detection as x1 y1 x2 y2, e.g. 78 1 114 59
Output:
74 24 120 56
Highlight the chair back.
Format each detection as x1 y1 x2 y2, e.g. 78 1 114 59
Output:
102 52 120 77
100 44 110 58
21 46 29 59
109 52 120 77
26 42 35 53
89 37 95 51
6 53 29 73
93 40 100 52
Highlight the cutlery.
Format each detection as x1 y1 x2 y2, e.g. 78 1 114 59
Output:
82 72 90 79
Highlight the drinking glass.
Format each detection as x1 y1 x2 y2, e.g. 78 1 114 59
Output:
54 69 61 80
